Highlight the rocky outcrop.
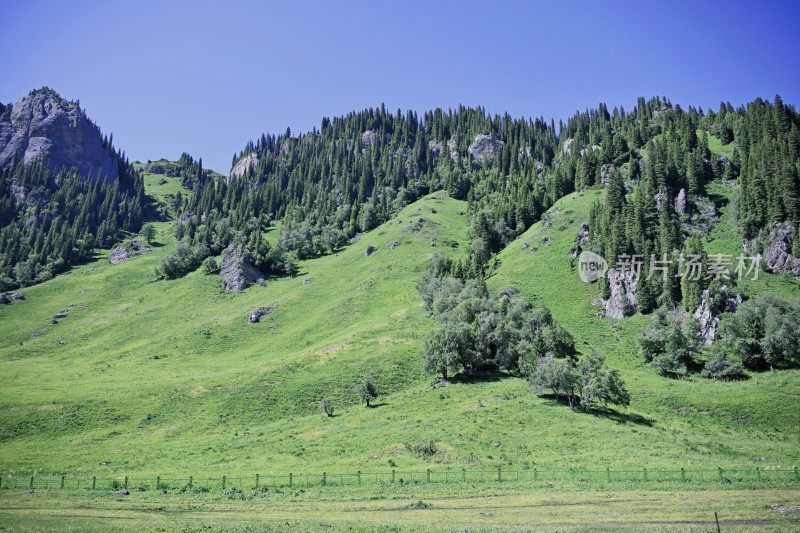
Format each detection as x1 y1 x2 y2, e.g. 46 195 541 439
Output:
468 133 502 162
603 268 637 319
228 153 259 182
0 90 119 182
675 188 688 215
364 245 377 256
580 145 601 156
693 287 742 344
745 222 800 279
109 245 132 264
599 164 616 184
576 222 590 245
0 292 8 304
361 130 376 147
219 244 265 292
248 304 276 324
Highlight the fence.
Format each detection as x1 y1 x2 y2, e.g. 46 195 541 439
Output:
1 466 798 491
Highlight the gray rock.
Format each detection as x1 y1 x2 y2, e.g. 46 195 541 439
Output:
248 304 275 324
540 236 551 246
675 188 688 215
655 189 668 212
364 245 377 256
361 130 376 147
580 145 601 156
0 90 119 182
561 138 574 154
386 241 400 250
0 292 7 304
693 287 742 344
109 245 132 264
576 222 590 245
468 133 502 162
599 164 616 184
603 267 637 319
427 140 443 158
228 152 259 181
756 222 800 279
10 293 25 301
302 279 310 285
219 244 265 292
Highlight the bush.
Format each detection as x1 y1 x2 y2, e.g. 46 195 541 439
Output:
200 256 218 274
318 398 333 417
157 241 208 278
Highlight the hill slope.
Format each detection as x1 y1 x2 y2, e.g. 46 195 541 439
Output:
1 167 797 477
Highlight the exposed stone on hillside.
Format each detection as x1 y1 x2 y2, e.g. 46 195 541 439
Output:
599 164 616 184
561 138 574 154
576 222 590 245
386 241 400 250
602 268 637 319
675 188 688 215
361 130 376 147
248 304 275 324
219 244 265 292
428 140 443 158
228 153 259 181
109 238 150 264
693 287 742 344
0 91 119 181
744 222 800 279
364 245 377 256
0 292 8 304
580 145 601 156
10 293 25 301
468 133 502 162
109 245 132 264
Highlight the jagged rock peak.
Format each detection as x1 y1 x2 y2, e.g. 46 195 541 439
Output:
0 88 119 182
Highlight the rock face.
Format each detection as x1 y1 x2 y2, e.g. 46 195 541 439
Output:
675 188 688 215
746 222 800 279
603 268 637 319
228 153 259 182
576 222 590 245
0 90 119 182
693 287 742 344
109 245 132 264
219 244 265 292
361 130 376 147
468 133 501 161
248 304 275 324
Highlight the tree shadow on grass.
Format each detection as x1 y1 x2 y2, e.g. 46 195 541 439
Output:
536 393 654 427
367 402 389 408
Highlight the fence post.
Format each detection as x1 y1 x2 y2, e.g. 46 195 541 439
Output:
30 476 34 489
222 475 226 490
643 468 647 482
289 473 293 487
794 467 799 481
322 472 326 486
606 468 611 483
124 476 128 490
156 476 160 490
357 471 361 486
681 468 685 482
391 470 395 483
255 474 259 488
189 475 193 488
718 468 723 481
497 467 502 482
426 469 430 483
461 468 466 482
61 473 65 489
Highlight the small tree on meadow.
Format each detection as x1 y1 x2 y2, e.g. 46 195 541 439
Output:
354 375 378 407
140 223 156 243
319 398 333 417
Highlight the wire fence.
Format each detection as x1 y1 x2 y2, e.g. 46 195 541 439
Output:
1 466 797 491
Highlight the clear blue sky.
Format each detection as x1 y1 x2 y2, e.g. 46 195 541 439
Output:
2 0 799 174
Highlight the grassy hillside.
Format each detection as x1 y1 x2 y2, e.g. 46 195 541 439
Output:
0 163 798 481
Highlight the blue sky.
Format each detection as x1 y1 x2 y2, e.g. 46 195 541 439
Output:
2 0 799 173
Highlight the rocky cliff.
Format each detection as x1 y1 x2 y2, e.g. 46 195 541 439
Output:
0 89 119 182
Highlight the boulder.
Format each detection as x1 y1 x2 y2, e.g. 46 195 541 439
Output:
0 292 7 304
576 222 590 245
109 245 132 264
0 90 119 182
599 164 616 184
364 245 377 256
603 267 637 319
10 293 25 300
468 133 502 162
219 244 265 292
386 241 400 250
745 222 800 279
248 304 275 324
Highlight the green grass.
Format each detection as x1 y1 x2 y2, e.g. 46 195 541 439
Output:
1 483 799 532
0 169 799 529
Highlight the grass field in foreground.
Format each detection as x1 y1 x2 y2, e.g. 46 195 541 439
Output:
0 483 798 532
